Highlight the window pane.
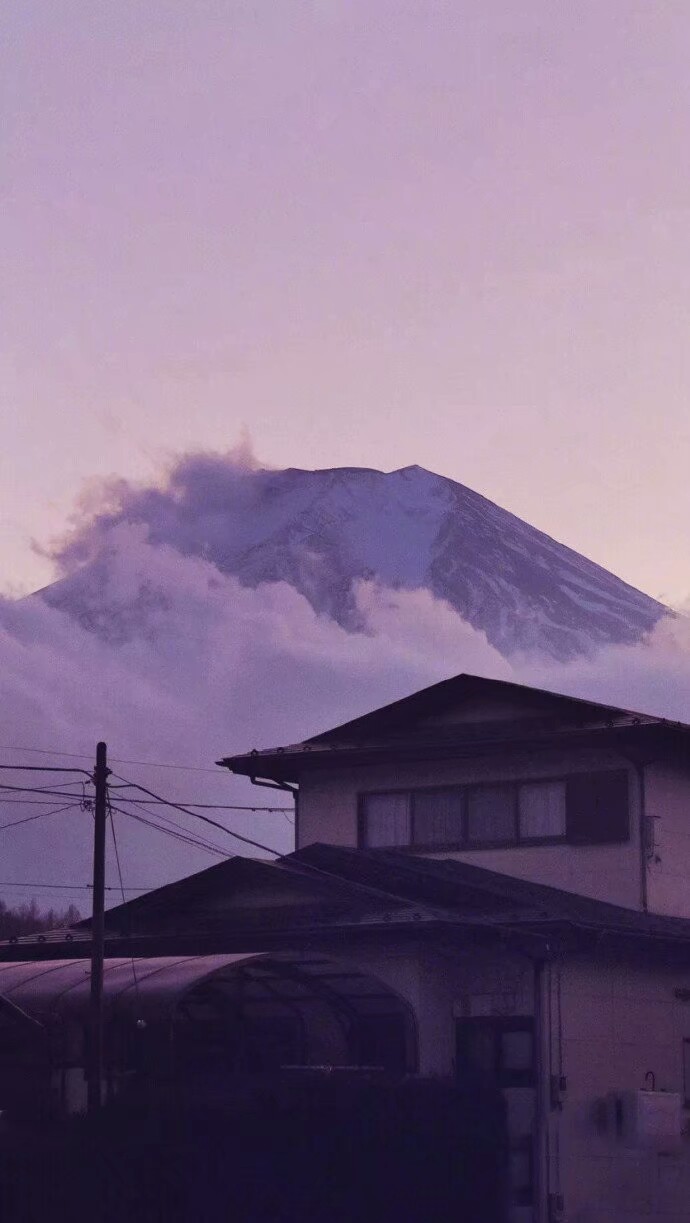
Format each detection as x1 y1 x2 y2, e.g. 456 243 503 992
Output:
509 1146 532 1193
413 788 464 846
458 1026 496 1077
467 785 516 844
519 781 566 840
501 1029 533 1073
362 793 411 847
566 770 630 844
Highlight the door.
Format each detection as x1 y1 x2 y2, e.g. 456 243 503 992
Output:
456 1017 536 1223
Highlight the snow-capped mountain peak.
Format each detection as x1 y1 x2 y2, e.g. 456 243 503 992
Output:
40 461 667 661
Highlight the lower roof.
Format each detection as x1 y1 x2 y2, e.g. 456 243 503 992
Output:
4 844 690 961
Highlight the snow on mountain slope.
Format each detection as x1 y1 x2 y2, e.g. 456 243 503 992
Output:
40 460 667 661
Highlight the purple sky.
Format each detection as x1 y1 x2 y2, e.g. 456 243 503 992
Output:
3 0 690 603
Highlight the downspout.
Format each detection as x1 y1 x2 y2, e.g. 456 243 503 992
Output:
619 752 652 913
248 775 299 852
533 955 551 1223
636 761 649 913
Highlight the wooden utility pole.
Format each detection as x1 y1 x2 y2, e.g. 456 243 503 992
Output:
87 741 109 1115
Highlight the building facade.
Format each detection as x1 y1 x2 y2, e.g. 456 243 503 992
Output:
221 674 690 1222
3 675 690 1222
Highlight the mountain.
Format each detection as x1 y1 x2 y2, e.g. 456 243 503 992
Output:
40 463 666 661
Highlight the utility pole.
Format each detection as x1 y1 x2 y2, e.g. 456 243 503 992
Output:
87 741 109 1115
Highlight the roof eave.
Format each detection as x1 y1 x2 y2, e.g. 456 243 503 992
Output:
220 721 686 785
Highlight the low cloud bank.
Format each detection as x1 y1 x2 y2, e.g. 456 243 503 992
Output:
1 528 509 905
1 454 687 909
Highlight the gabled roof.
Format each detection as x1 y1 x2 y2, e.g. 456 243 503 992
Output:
220 673 690 783
303 673 649 743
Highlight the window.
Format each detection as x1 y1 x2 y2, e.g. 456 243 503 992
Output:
413 787 464 846
500 1028 534 1075
456 1017 535 1090
467 785 516 845
362 791 411 847
519 780 566 840
359 770 629 851
566 770 629 844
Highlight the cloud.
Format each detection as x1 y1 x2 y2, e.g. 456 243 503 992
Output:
523 606 690 724
2 455 690 913
0 530 508 908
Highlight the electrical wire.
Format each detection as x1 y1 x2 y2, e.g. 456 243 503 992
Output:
108 800 141 1003
111 795 234 857
0 801 81 832
0 798 90 806
0 744 225 774
0 784 92 800
0 763 91 776
0 881 151 892
109 803 230 859
111 774 280 855
107 792 292 812
0 785 291 813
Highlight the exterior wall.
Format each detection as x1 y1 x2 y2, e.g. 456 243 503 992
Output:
325 940 534 1077
297 747 643 909
313 939 690 1222
552 954 690 1223
645 761 690 919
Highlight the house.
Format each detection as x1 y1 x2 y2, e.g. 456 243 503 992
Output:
222 673 690 919
3 674 690 1223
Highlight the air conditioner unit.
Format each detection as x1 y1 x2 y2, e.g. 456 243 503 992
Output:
619 1090 682 1153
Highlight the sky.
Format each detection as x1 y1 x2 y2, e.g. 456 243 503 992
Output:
3 0 690 605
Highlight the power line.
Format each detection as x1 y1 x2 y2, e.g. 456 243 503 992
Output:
111 775 280 856
0 801 81 832
0 744 224 774
108 800 141 1003
110 804 230 859
111 796 234 857
0 774 290 813
0 881 151 892
0 798 90 806
0 763 91 776
0 784 90 799
0 785 290 813
106 794 291 812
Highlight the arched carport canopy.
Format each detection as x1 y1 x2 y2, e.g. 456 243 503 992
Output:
0 955 264 1024
0 954 418 1074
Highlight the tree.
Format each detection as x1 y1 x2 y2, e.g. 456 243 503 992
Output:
0 898 81 940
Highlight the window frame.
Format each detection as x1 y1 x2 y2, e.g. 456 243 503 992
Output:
358 770 627 852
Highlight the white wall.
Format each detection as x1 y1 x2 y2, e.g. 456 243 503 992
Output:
338 941 534 1076
310 937 690 1221
298 747 643 909
552 955 690 1223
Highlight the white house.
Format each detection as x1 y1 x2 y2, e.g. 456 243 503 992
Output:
4 674 690 1223
221 674 690 1223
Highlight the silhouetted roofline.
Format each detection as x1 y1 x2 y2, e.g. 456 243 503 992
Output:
303 672 665 744
6 841 690 963
219 672 690 783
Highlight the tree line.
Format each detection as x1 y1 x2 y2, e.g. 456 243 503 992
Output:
0 898 81 940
